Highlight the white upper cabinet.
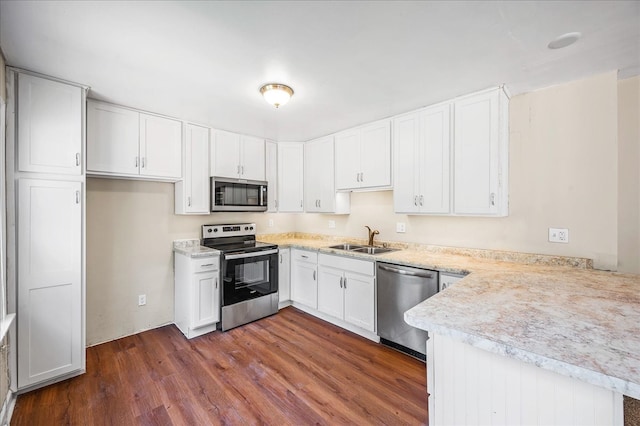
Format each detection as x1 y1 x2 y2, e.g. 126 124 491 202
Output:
18 73 83 175
265 141 278 212
393 87 508 217
277 142 304 212
211 130 265 181
175 124 210 215
453 89 508 216
394 104 450 214
335 119 391 191
304 136 350 214
87 100 182 181
139 113 183 179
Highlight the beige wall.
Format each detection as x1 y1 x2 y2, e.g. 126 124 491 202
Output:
298 72 620 270
86 178 295 345
87 71 624 345
617 76 640 274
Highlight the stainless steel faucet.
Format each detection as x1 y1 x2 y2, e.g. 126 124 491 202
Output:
365 226 380 246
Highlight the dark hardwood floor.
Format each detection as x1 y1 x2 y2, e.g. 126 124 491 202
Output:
11 307 428 425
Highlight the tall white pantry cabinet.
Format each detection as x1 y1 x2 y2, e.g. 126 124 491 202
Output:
6 69 88 391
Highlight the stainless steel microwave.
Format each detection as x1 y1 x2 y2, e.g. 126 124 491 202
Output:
211 177 268 212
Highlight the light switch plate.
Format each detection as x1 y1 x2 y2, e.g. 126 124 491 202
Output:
328 220 336 229
396 222 406 233
549 227 569 243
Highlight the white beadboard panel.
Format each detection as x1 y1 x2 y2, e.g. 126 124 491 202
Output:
428 333 623 425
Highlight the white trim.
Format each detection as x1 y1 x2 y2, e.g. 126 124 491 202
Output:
0 389 16 426
0 315 14 343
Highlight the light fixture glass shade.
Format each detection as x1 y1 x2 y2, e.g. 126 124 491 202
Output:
260 83 294 108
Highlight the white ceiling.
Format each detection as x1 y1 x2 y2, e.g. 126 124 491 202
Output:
1 1 639 142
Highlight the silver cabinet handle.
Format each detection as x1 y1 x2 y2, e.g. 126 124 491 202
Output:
241 165 244 175
318 199 321 208
313 270 316 281
360 172 364 182
275 199 278 208
343 277 347 289
187 196 191 207
490 193 496 206
135 157 139 167
301 254 308 259
237 165 240 174
75 153 80 166
75 190 80 204
300 200 303 208
414 196 418 206
215 277 218 289
279 254 282 263
339 276 343 288
200 263 214 267
141 157 146 168
378 264 434 279
419 195 424 206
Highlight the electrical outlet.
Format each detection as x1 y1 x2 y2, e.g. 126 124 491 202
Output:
548 228 569 243
328 220 336 229
396 222 406 233
268 219 274 228
138 294 146 306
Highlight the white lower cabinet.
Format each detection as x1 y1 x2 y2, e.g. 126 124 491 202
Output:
17 178 83 388
174 253 220 339
278 248 291 307
290 249 318 309
317 253 375 333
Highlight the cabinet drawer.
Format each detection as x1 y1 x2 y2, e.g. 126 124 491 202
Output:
192 256 219 272
292 249 318 263
318 253 374 276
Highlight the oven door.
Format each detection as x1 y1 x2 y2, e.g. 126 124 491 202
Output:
222 249 278 306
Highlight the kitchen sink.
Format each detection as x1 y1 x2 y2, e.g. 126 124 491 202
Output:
327 244 398 255
351 246 397 255
328 243 366 250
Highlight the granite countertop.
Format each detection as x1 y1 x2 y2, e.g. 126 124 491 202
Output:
173 239 219 258
258 233 640 399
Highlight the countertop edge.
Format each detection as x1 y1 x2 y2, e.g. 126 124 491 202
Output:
404 309 640 399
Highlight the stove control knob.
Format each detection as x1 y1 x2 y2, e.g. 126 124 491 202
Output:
250 226 254 230
207 228 212 233
213 228 218 232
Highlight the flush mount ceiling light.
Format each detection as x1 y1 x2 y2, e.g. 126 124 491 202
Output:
260 83 294 108
547 32 582 49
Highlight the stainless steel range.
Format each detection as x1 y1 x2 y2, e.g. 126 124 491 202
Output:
201 223 279 331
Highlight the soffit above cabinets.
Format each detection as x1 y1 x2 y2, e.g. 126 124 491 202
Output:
1 1 638 142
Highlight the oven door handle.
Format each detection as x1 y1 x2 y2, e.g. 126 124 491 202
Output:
224 249 278 260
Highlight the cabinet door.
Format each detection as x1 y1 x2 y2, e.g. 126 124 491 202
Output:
240 135 266 181
334 130 360 190
453 91 500 215
304 137 334 212
317 266 344 319
278 249 291 303
343 272 375 332
360 120 391 188
277 143 304 212
18 179 82 388
87 101 140 175
191 272 219 329
139 114 182 179
184 124 210 213
393 112 421 213
265 141 278 212
420 105 451 214
291 260 317 309
18 74 82 175
211 130 241 178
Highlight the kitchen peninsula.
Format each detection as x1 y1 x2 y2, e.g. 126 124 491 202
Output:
260 233 640 425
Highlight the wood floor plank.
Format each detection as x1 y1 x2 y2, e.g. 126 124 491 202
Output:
11 307 428 425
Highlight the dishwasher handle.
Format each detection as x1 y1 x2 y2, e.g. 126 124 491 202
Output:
378 264 434 279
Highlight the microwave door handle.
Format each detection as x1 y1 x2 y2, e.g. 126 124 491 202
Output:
260 186 265 206
225 249 278 260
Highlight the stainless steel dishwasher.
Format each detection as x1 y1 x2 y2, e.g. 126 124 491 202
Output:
377 263 438 360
